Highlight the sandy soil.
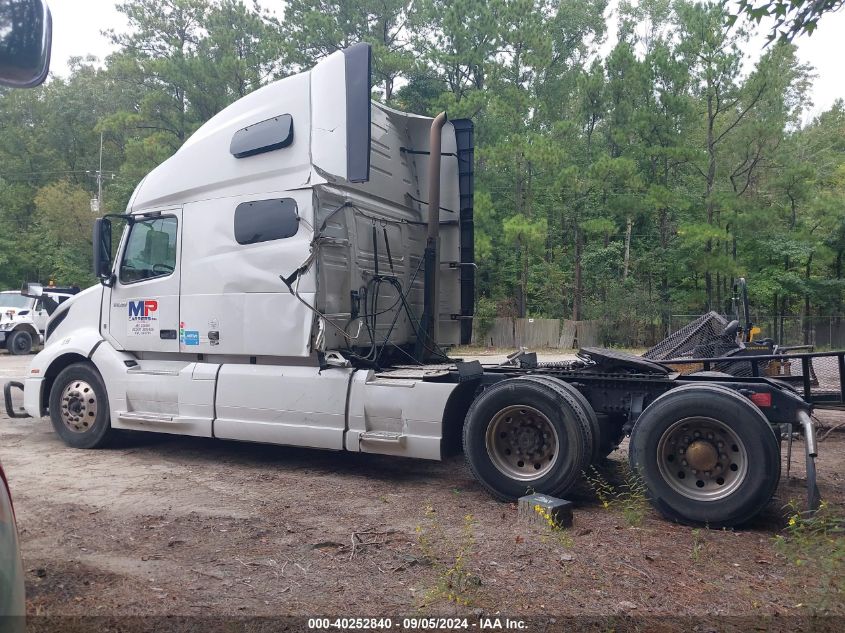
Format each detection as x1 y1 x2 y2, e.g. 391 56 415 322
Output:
1 352 844 627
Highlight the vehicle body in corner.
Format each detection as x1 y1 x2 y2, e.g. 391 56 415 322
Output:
3 43 838 528
0 0 52 624
0 458 25 628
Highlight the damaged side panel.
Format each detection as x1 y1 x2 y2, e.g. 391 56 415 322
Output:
179 190 316 358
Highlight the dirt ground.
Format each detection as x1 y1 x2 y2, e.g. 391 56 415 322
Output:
1 351 844 629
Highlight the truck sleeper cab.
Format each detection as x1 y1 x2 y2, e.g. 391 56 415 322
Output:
14 43 474 462
4 44 824 528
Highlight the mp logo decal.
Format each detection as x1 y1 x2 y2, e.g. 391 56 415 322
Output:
128 300 158 320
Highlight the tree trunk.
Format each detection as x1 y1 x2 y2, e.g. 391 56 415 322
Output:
519 240 528 319
780 295 788 344
836 249 843 317
623 216 633 280
716 271 722 314
804 254 813 345
574 224 583 321
704 92 716 311
772 292 778 342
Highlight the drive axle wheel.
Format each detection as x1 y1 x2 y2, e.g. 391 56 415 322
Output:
485 405 559 480
629 383 780 527
520 375 602 463
463 378 593 501
656 417 747 501
48 362 115 449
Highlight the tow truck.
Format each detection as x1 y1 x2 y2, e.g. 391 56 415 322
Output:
4 44 841 526
0 288 77 355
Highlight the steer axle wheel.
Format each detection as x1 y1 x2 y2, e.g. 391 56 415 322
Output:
629 383 780 527
464 377 594 501
58 379 99 433
6 330 33 355
48 362 115 449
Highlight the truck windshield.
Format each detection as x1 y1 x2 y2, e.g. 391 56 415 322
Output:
119 217 178 284
0 293 30 308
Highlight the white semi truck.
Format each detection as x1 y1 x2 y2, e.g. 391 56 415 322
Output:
3 44 835 527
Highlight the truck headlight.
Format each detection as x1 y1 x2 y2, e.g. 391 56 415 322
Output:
0 323 13 331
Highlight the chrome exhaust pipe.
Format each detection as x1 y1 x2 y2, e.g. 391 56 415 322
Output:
418 111 447 360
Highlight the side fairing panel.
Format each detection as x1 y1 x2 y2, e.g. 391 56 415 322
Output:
214 365 351 449
310 50 347 180
310 43 371 183
108 357 216 438
346 370 457 460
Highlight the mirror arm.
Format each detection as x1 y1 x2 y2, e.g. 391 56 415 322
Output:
41 295 58 316
102 212 134 224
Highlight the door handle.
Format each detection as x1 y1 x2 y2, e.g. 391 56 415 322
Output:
160 329 177 340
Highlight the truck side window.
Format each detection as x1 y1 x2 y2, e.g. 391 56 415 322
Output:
119 217 178 284
234 198 299 245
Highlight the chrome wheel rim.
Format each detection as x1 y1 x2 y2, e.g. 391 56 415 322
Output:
485 405 559 481
60 380 98 433
657 416 748 501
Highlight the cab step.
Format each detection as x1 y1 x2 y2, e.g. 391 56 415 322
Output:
359 430 406 445
117 411 175 424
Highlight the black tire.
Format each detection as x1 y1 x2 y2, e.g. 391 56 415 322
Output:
48 362 115 449
463 377 592 501
6 330 32 355
629 383 781 527
520 375 601 463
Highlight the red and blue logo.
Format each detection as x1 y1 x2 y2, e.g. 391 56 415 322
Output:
128 300 158 320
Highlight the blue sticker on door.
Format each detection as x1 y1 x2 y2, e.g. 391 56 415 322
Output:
183 330 200 345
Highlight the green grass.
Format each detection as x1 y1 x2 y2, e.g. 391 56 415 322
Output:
774 500 845 612
584 460 649 528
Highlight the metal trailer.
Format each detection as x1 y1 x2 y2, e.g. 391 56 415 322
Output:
2 43 840 528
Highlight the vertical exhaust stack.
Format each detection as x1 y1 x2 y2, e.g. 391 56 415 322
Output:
418 111 448 362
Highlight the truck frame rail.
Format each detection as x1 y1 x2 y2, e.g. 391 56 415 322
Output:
656 349 845 408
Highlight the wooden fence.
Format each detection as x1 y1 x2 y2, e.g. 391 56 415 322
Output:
473 317 601 349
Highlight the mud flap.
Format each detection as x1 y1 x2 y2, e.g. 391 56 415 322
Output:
798 410 821 512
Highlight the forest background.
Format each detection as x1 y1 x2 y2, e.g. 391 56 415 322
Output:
2 0 844 346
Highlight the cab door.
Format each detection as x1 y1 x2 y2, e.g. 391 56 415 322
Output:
104 209 182 353
31 298 49 332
